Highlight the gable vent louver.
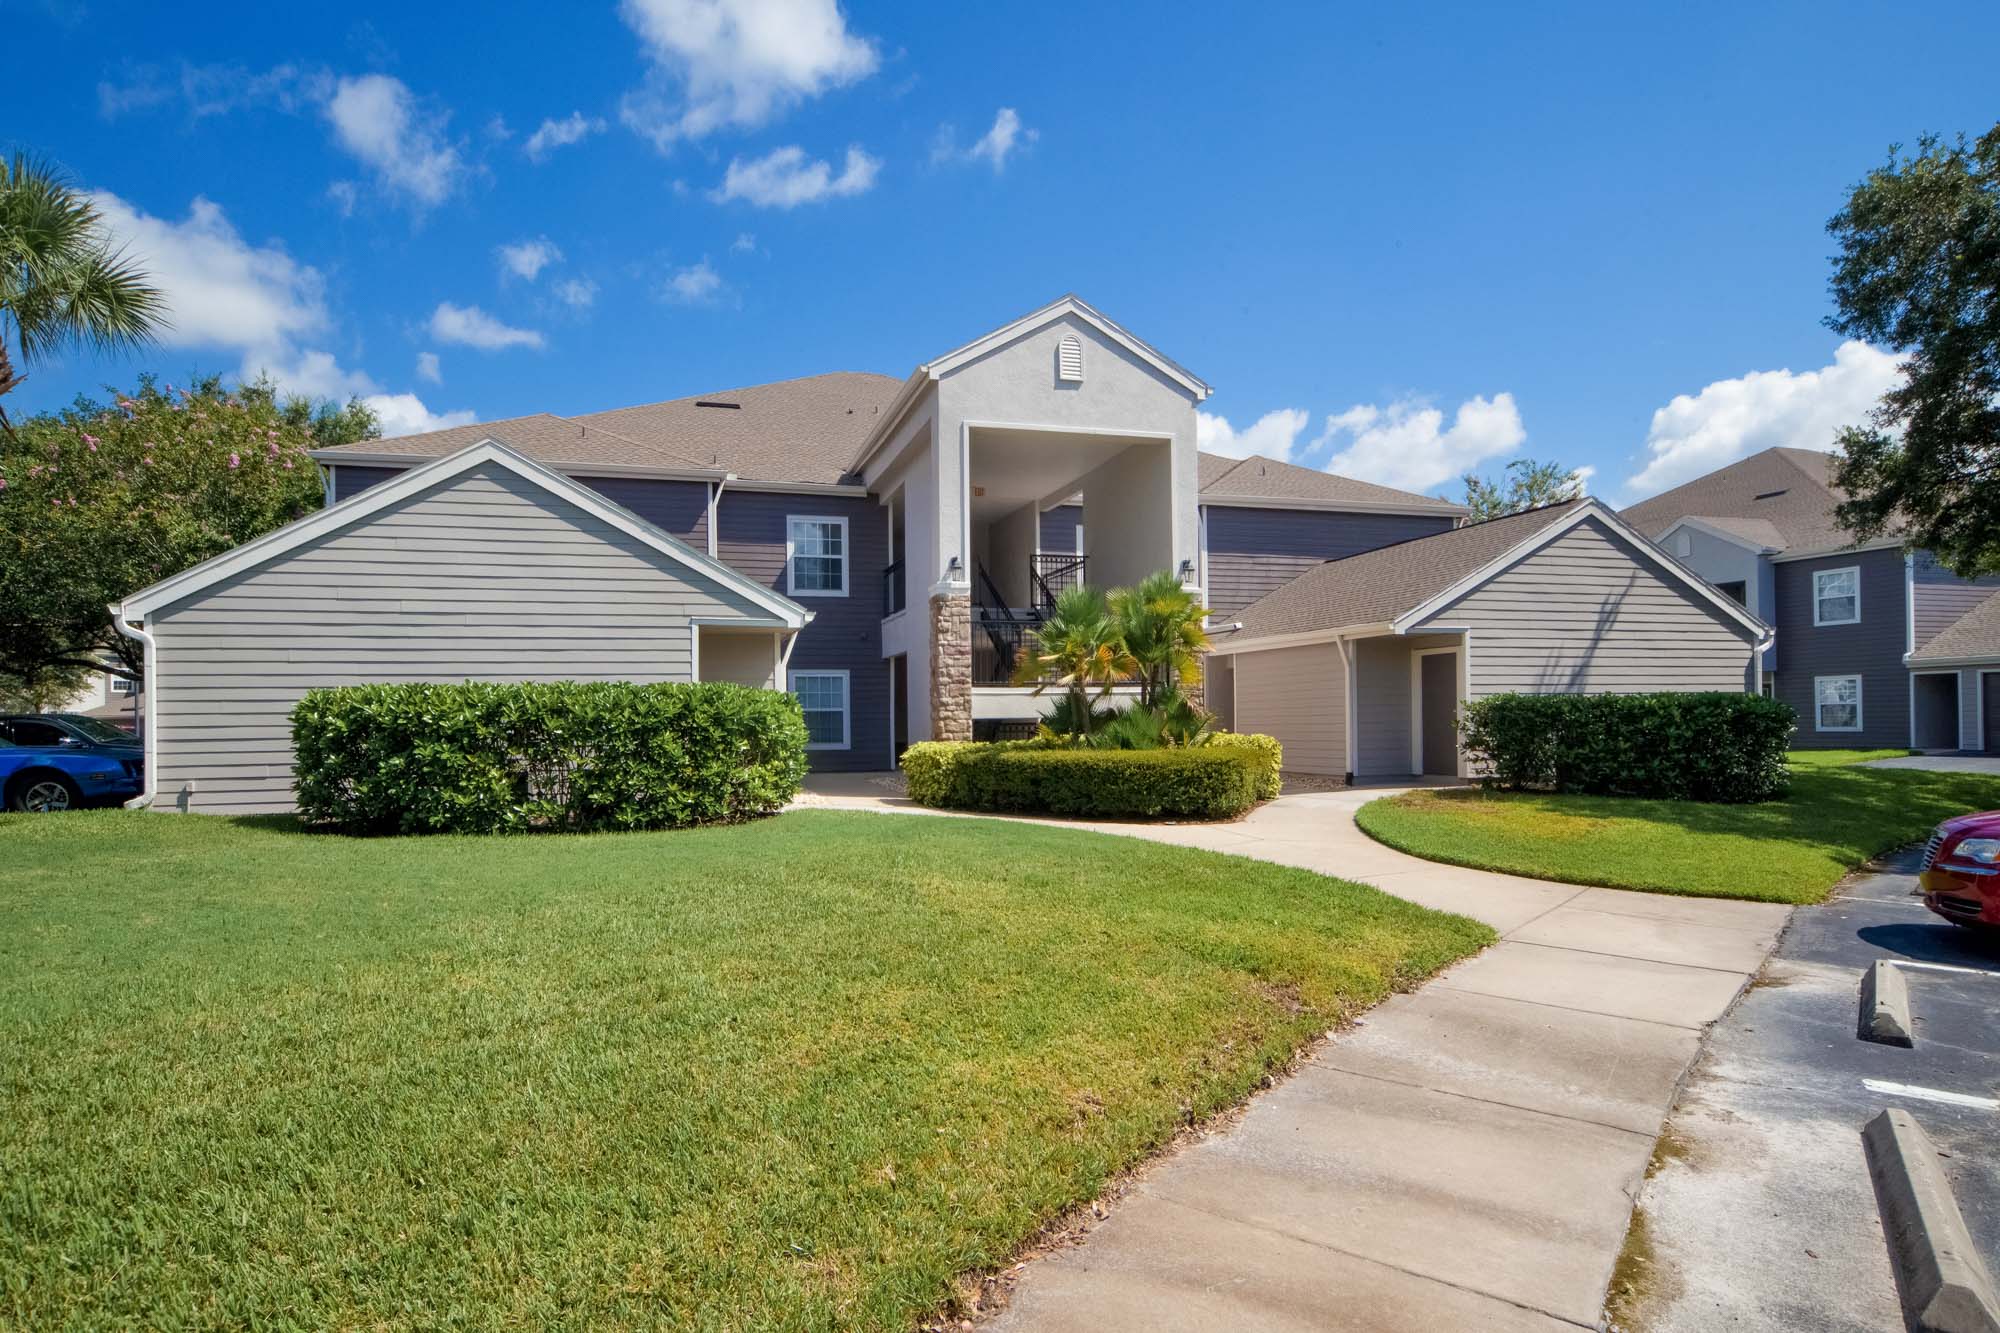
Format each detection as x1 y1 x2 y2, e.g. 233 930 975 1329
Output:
1056 334 1084 383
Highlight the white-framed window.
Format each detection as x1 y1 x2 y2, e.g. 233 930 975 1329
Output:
1814 674 1862 732
786 516 848 597
110 676 135 694
1813 565 1860 626
792 671 851 750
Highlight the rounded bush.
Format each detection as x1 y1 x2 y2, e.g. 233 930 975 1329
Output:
902 741 1264 820
1457 691 1796 803
291 681 808 834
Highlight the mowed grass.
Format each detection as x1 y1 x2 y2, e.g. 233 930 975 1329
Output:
1355 750 2000 905
0 809 1489 1331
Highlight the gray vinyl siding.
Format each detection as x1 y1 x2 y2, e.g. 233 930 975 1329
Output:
327 464 406 501
1204 506 1457 618
1417 517 1758 697
713 489 888 772
1039 504 1083 553
1231 643 1345 775
1772 548 1909 749
1351 633 1462 777
1911 551 2000 650
581 477 710 548
149 464 770 814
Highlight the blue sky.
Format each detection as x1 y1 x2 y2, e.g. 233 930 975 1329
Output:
10 0 1998 502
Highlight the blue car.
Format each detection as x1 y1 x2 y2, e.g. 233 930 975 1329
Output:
0 737 144 811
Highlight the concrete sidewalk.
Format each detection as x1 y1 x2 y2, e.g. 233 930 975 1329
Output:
798 778 1792 1330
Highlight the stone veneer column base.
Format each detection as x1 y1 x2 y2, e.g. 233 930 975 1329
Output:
929 592 972 742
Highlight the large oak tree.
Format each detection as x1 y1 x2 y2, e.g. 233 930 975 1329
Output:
1828 125 2000 573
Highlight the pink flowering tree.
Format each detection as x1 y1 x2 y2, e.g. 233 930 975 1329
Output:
0 376 376 689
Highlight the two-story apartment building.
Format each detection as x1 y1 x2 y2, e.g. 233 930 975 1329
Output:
113 296 1772 813
1623 446 2000 752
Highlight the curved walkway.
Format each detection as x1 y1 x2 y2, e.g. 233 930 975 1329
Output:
798 778 1792 1330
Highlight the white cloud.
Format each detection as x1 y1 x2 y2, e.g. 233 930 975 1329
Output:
618 0 879 149
553 278 599 309
730 231 757 253
710 144 879 208
428 302 545 351
934 107 1036 171
1319 393 1527 493
98 61 328 121
415 351 441 383
662 260 723 305
324 74 463 207
1572 464 1597 495
325 180 359 218
89 191 327 353
1196 408 1310 462
1622 341 1903 499
523 111 606 161
497 237 563 281
362 392 476 438
88 189 461 426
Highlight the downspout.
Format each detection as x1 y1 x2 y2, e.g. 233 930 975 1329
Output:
707 476 730 558
110 605 157 810
1336 636 1358 786
318 463 334 508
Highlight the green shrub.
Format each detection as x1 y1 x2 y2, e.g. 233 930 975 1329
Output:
292 681 808 834
1457 692 1796 803
1209 732 1284 799
901 741 1262 819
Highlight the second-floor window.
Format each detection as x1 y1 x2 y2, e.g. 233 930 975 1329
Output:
1812 566 1860 626
787 516 848 597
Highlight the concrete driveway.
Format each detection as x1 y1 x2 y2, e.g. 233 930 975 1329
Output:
799 778 1792 1330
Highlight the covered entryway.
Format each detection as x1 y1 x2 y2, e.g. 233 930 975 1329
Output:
1912 671 1961 751
1985 673 2000 754
1415 648 1461 777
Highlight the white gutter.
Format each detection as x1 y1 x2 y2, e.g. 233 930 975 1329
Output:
110 605 156 810
707 475 730 558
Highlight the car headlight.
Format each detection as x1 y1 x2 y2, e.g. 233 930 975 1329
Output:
1951 838 2000 865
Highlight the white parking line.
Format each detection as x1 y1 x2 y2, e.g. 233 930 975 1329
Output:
1889 960 2000 979
1863 1079 2000 1111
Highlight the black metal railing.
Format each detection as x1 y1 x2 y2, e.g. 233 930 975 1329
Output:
972 612 1048 685
1030 553 1086 614
882 561 906 616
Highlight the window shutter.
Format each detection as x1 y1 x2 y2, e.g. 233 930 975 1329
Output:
1057 335 1084 383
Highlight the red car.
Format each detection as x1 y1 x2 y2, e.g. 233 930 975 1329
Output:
1918 812 2000 929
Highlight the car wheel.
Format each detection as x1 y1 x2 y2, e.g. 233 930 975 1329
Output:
8 774 81 813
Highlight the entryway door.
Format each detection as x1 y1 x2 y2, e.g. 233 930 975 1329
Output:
890 655 910 764
1419 652 1459 776
1984 673 2000 754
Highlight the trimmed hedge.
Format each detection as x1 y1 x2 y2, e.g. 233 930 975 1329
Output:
1457 691 1796 803
902 741 1264 820
292 680 808 834
1207 732 1284 799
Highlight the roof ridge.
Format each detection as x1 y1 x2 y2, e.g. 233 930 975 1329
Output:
1309 497 1587 573
527 412 715 473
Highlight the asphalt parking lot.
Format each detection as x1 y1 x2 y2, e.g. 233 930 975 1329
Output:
1618 848 2000 1332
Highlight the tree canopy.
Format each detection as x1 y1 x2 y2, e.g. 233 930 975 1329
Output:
1826 124 2000 574
0 377 378 686
1461 458 1585 522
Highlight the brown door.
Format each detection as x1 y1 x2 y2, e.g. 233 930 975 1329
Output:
891 655 910 763
1420 653 1459 776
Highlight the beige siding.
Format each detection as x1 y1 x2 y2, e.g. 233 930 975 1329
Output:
697 628 780 688
1231 643 1344 775
1418 518 1756 697
150 464 771 814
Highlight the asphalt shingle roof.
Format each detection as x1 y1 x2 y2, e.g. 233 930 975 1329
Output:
1910 590 2000 663
1224 500 1587 639
1619 447 1873 554
317 372 905 485
1197 453 1464 511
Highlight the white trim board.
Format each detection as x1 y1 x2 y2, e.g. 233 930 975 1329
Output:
118 438 814 629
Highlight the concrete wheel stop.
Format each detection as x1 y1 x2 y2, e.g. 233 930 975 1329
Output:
1861 959 1917 1047
1863 1108 2000 1333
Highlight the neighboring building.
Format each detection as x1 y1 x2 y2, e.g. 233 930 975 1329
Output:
1622 447 2000 752
114 296 1772 812
1206 500 1771 779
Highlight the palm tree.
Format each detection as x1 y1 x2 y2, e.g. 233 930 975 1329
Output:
1013 583 1137 739
0 154 167 437
1109 569 1212 708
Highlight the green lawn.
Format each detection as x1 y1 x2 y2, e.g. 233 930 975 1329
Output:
1355 750 2000 905
0 809 1488 1330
